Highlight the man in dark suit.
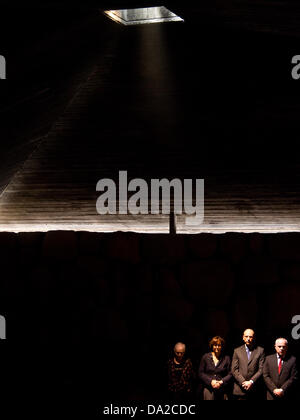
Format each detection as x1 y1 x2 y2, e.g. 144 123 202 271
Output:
231 329 265 399
263 338 297 400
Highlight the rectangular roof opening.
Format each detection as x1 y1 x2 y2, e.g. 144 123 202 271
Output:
103 6 184 25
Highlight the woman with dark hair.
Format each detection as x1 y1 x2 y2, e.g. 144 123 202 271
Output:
198 336 232 400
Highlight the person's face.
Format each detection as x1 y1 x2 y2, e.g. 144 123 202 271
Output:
275 339 288 358
243 330 255 347
174 346 185 362
212 343 222 357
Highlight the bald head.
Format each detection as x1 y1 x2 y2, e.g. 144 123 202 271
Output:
174 342 186 363
174 342 186 352
243 329 255 348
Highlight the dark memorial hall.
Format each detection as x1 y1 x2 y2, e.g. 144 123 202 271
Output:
0 0 300 415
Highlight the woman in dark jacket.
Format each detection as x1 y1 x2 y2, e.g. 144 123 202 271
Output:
199 336 232 400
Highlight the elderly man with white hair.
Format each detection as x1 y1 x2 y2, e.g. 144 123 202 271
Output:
263 338 298 400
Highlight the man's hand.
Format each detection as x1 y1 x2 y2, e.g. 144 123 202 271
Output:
211 380 221 389
273 389 284 397
242 381 253 391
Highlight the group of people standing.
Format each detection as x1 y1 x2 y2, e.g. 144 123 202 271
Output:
167 329 298 400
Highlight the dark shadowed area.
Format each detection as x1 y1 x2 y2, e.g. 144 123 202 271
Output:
0 232 300 413
1 0 300 414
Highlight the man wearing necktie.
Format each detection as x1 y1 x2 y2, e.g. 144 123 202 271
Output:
232 329 265 399
263 338 298 400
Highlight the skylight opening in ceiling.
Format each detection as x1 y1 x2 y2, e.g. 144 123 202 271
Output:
103 6 184 26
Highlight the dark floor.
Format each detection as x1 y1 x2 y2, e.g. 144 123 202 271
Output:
1 231 300 412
